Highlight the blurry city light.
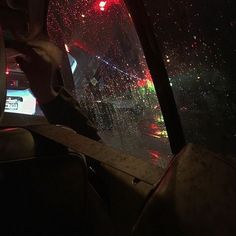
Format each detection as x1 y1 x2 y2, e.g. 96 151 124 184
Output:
64 44 70 53
99 1 107 11
5 67 10 75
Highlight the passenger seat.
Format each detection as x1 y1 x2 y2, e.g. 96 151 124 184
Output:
133 144 236 236
0 127 88 235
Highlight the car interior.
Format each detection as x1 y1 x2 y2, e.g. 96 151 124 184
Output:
0 0 236 235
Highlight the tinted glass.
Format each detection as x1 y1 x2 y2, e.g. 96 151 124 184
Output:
144 0 236 156
47 0 172 167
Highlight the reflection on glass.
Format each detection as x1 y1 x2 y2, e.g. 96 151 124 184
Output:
47 0 172 168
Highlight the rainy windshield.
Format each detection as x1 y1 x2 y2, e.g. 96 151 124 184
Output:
143 0 236 156
47 0 172 167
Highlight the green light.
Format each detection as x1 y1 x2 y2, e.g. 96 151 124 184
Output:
146 80 156 93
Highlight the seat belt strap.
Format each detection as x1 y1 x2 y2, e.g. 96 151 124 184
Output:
28 124 164 185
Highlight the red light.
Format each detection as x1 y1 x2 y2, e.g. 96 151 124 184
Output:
149 150 160 165
137 79 147 87
5 67 10 75
99 1 106 7
99 1 107 11
145 69 152 81
149 123 158 130
94 0 120 12
72 39 94 55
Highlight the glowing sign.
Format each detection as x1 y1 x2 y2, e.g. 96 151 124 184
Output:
5 89 36 115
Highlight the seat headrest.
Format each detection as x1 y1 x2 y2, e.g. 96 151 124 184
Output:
0 127 35 161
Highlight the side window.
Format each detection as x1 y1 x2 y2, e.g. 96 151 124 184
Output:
5 48 43 116
47 0 172 167
144 0 236 156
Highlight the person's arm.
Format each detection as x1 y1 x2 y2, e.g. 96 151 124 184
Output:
15 41 100 140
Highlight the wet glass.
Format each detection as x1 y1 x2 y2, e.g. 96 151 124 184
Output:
47 0 172 168
144 0 236 156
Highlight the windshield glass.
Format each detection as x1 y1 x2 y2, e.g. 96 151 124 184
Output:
47 0 172 168
144 0 236 156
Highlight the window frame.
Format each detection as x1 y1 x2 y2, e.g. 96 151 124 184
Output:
124 0 186 154
0 25 6 121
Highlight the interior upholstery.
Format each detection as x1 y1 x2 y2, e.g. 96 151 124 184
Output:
0 128 35 160
0 127 116 236
0 127 88 235
133 144 236 236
